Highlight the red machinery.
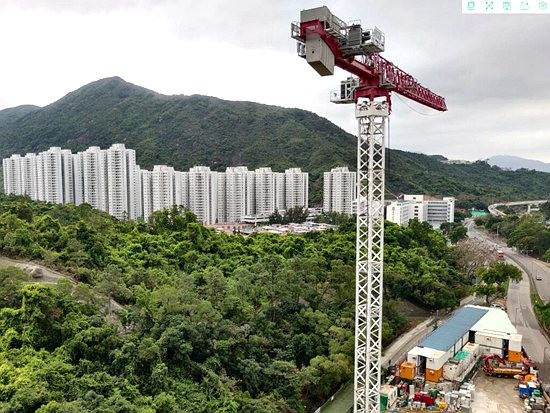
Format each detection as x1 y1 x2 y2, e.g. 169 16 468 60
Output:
483 354 529 377
291 7 447 111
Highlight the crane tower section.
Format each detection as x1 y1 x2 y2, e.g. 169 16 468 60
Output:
292 6 446 413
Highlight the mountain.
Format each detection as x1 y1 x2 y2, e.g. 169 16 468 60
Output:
0 77 548 206
0 105 40 130
386 150 548 207
487 155 550 173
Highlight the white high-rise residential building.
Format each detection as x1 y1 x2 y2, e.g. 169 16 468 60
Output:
246 170 255 216
189 166 218 224
81 146 108 212
73 153 84 206
3 144 317 225
254 167 275 216
36 154 44 201
2 154 22 196
174 171 189 209
274 172 286 211
223 166 250 223
323 166 356 215
61 149 74 204
284 167 308 210
152 165 175 213
217 172 227 223
141 170 153 221
39 147 64 204
106 144 141 220
131 166 142 220
21 153 38 199
387 194 455 228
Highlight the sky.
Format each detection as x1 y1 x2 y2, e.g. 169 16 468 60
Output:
0 0 549 162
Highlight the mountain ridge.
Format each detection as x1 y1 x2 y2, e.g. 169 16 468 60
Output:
487 155 550 173
0 77 548 206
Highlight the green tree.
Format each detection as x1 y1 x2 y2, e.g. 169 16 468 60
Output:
283 206 309 224
472 262 522 305
449 224 468 244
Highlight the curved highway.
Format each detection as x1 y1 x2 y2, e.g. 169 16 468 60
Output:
466 219 550 363
487 200 548 216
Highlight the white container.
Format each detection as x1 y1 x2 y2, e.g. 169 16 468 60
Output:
509 334 522 352
443 362 458 381
463 342 480 358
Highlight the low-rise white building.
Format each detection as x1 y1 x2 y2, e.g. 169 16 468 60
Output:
386 194 454 228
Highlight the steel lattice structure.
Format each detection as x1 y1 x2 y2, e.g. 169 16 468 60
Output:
292 6 446 413
354 101 388 412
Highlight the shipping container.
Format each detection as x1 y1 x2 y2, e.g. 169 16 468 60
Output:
400 361 416 380
426 367 443 383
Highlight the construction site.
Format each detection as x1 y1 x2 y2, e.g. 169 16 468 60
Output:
291 5 550 413
383 305 545 412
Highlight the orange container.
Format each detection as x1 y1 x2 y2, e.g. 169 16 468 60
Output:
426 367 443 383
509 350 522 363
400 361 416 380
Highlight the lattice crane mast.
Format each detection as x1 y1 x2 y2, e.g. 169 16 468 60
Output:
291 7 446 413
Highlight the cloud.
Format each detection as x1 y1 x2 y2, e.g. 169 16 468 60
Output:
0 0 548 163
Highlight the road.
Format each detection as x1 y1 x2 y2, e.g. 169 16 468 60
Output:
466 219 550 364
487 200 548 217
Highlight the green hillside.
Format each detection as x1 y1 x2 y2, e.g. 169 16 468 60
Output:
0 196 467 412
386 150 549 208
0 105 39 131
0 77 547 206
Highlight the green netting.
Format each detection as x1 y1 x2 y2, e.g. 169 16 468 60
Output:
454 350 470 360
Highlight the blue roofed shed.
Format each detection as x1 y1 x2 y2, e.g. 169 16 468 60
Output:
420 306 489 352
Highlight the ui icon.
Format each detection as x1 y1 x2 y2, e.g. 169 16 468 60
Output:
520 1 530 9
467 1 476 10
540 1 548 10
486 1 494 8
503 1 512 10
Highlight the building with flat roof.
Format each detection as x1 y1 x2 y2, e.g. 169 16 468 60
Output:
387 194 455 228
403 305 520 383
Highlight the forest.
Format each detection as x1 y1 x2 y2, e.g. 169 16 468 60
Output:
0 195 470 412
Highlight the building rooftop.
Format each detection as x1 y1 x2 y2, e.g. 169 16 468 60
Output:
470 305 516 335
419 306 489 352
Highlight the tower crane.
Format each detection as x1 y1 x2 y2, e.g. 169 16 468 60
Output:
291 7 447 413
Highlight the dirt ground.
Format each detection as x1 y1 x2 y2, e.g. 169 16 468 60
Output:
470 372 524 413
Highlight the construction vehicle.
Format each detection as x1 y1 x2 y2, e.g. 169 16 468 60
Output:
483 354 529 378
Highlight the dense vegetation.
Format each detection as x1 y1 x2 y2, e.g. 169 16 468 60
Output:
0 77 548 205
475 205 550 260
0 195 469 412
